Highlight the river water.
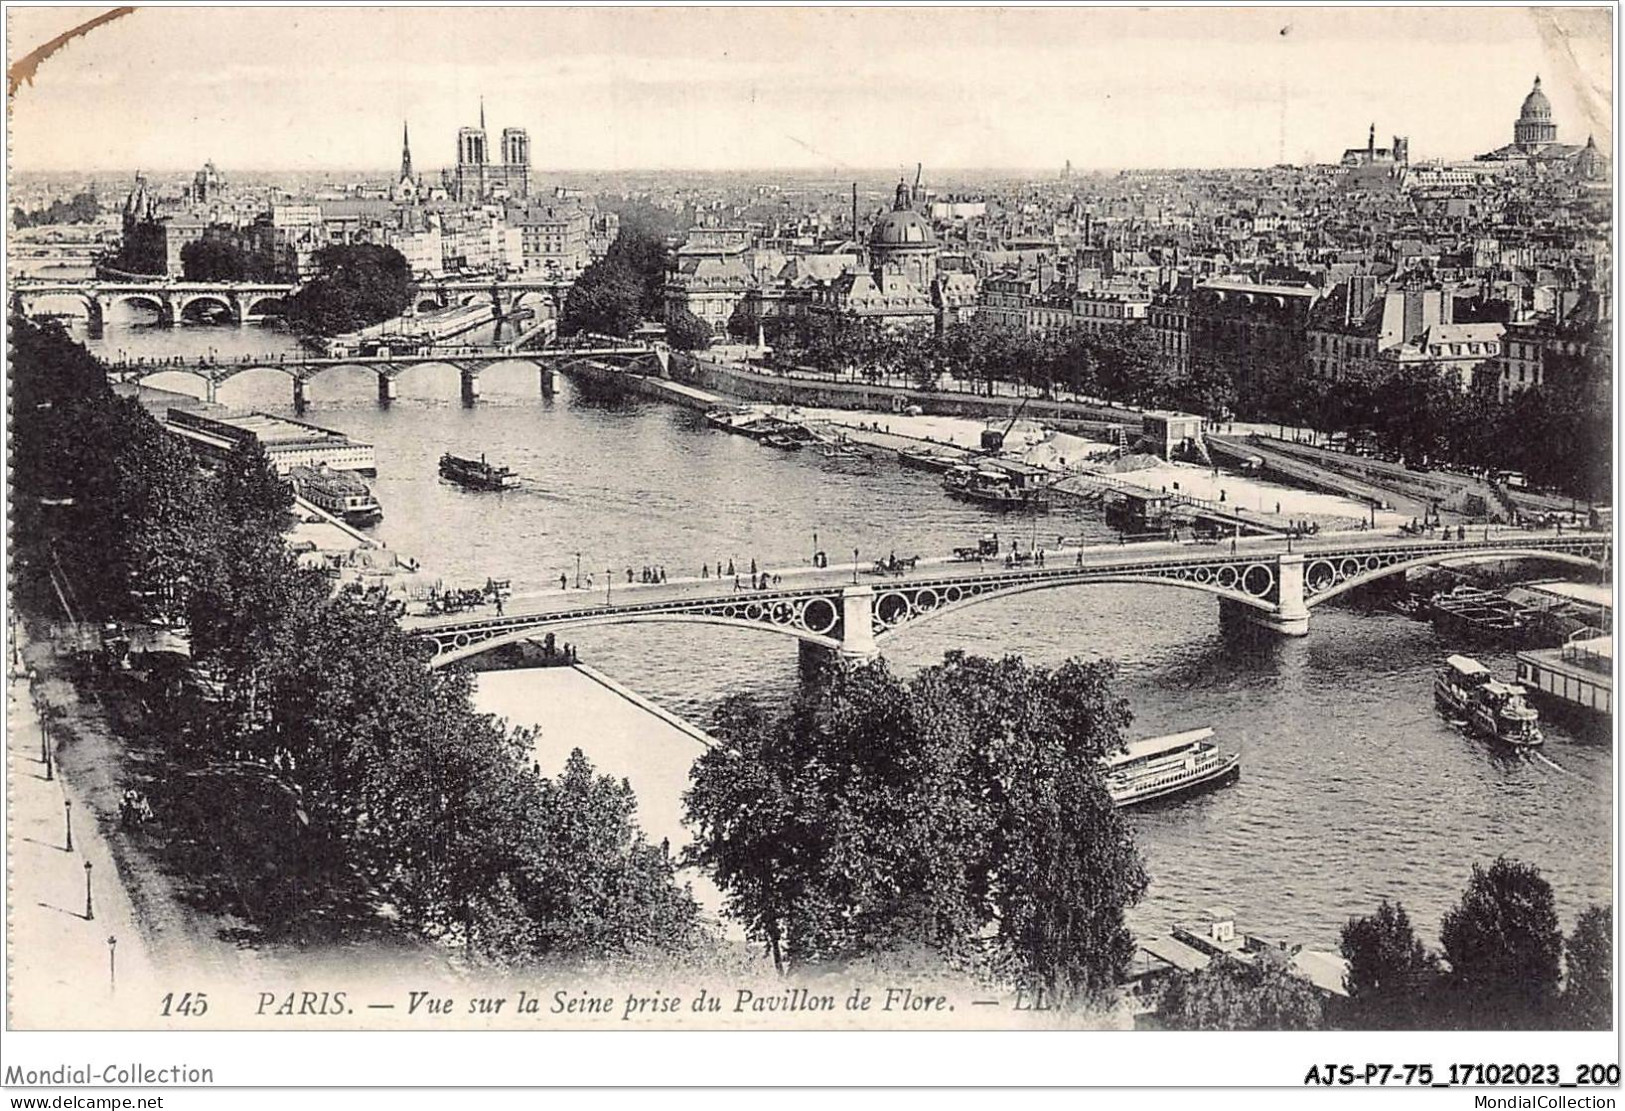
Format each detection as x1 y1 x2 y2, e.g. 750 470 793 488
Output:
80 316 1614 952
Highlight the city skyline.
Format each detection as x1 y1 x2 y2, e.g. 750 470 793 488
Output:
7 5 1614 174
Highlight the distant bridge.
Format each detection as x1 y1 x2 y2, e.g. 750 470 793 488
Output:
12 275 576 333
13 279 297 331
104 334 659 406
403 532 1611 668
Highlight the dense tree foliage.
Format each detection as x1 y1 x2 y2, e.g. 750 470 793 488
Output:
181 234 282 282
1563 904 1612 1030
1337 900 1441 1029
13 191 101 227
684 652 1145 1004
560 227 670 338
105 218 168 275
285 244 411 336
10 317 705 962
663 305 712 351
1160 951 1327 1030
1439 857 1564 1028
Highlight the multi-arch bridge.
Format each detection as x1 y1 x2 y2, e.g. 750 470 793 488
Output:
100 336 657 407
14 279 298 332
404 532 1611 669
12 276 575 335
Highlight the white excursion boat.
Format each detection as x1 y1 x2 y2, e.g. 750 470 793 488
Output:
1434 654 1543 748
1468 680 1544 749
1103 727 1240 809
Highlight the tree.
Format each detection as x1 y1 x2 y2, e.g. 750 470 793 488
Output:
181 235 279 282
285 244 411 336
685 652 1146 1004
1159 951 1326 1030
664 304 712 351
105 218 168 275
13 191 100 228
560 257 643 338
1563 905 1612 1030
1439 857 1564 1028
1338 899 1442 1028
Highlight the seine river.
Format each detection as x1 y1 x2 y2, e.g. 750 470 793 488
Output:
80 315 1614 951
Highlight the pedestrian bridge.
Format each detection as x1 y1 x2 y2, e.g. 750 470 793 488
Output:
404 532 1611 669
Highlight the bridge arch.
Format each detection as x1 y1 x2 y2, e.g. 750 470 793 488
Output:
1305 545 1610 608
868 570 1280 646
176 293 238 324
245 295 289 317
210 363 300 386
426 611 843 669
107 292 169 324
21 289 96 319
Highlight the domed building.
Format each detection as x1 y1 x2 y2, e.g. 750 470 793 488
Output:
1513 76 1558 151
1476 76 1604 178
868 180 939 289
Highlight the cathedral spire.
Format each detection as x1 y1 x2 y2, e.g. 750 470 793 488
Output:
401 120 413 182
479 97 486 131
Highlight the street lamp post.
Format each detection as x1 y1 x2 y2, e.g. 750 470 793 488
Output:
108 936 117 989
852 549 859 585
84 860 94 921
606 568 612 606
64 799 73 852
574 551 582 589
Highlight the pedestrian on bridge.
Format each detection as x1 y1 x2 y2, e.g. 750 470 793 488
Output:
560 572 568 591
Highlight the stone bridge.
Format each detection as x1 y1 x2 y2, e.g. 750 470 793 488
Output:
102 336 657 407
14 277 575 333
14 279 297 333
404 532 1611 669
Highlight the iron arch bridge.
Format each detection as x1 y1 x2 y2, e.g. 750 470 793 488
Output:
106 341 654 405
405 533 1609 669
1299 538 1612 606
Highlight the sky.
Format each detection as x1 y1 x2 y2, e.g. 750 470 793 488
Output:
5 5 1615 174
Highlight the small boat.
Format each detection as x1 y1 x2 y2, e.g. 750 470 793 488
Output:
1434 654 1491 718
763 432 804 451
819 442 866 459
1468 680 1544 748
1103 727 1239 808
897 446 960 472
704 406 764 434
439 452 519 491
289 464 382 526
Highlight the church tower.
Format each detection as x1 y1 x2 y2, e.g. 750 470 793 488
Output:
400 121 413 182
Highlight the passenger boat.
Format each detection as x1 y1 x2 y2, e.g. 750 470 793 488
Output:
1103 727 1239 808
288 464 382 526
1434 654 1492 718
1434 655 1544 747
1467 680 1544 748
943 464 1051 510
439 452 520 491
